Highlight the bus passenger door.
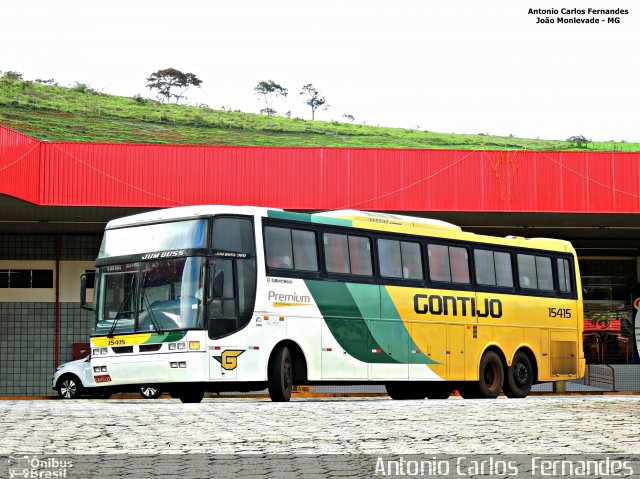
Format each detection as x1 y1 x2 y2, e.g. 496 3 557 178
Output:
207 259 239 381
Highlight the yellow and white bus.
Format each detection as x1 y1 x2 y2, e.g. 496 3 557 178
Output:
77 206 584 402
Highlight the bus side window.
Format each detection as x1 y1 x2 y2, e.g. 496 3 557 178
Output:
324 233 350 274
265 226 293 269
536 256 554 291
400 241 423 280
558 258 572 292
449 247 470 283
517 254 537 289
475 250 513 288
428 244 451 282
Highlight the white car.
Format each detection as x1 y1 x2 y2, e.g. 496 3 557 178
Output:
52 358 162 399
52 356 111 399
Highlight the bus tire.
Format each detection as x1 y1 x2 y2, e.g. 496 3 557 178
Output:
503 351 533 398
179 387 204 403
58 374 82 399
425 384 452 399
385 383 427 400
268 345 293 402
459 383 482 399
477 351 504 398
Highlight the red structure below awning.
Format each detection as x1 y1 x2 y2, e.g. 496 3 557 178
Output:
2 124 640 213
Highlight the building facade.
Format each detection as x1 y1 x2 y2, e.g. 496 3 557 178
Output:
1 125 639 395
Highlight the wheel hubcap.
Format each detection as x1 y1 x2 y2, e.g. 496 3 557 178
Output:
61 380 76 398
514 362 529 386
142 387 157 397
283 361 293 389
483 363 500 390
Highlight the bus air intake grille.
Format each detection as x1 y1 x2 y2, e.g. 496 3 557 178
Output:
139 344 162 353
112 346 134 354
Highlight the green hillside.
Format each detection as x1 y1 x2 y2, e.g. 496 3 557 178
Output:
1 75 638 151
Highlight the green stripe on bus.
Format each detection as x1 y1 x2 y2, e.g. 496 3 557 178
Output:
267 209 353 228
379 287 438 365
305 280 391 363
310 216 353 227
267 210 313 222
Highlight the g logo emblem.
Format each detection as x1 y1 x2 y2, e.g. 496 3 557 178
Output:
214 350 245 370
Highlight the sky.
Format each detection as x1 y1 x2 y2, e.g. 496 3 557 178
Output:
2 0 639 142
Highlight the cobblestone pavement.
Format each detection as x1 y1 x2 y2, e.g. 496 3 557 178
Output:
1 396 639 456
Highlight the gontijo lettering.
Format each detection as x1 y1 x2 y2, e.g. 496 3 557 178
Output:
414 294 502 318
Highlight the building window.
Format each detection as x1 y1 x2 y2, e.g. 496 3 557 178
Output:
0 269 54 288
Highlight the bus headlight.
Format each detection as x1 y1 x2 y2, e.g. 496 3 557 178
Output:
189 341 200 350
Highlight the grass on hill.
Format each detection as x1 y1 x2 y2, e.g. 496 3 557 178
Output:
1 76 638 151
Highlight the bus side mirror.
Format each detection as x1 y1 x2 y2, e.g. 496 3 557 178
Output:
80 273 94 311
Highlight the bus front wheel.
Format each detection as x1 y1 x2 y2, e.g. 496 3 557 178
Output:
179 387 204 403
268 345 293 402
503 351 533 398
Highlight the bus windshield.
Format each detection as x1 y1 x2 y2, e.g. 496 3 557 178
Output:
95 257 206 335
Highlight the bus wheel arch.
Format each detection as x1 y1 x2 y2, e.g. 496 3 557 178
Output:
503 348 536 398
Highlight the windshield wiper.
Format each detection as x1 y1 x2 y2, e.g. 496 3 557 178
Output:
139 271 164 335
108 274 136 338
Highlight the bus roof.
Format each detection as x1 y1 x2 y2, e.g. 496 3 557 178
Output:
106 205 575 254
105 205 276 229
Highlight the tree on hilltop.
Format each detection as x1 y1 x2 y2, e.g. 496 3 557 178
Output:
146 68 202 103
567 135 591 148
300 83 328 120
254 80 288 116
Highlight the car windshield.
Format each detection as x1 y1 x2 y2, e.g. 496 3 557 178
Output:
95 257 206 335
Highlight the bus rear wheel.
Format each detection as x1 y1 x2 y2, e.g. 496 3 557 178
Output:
503 351 533 398
268 345 293 402
461 351 504 399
